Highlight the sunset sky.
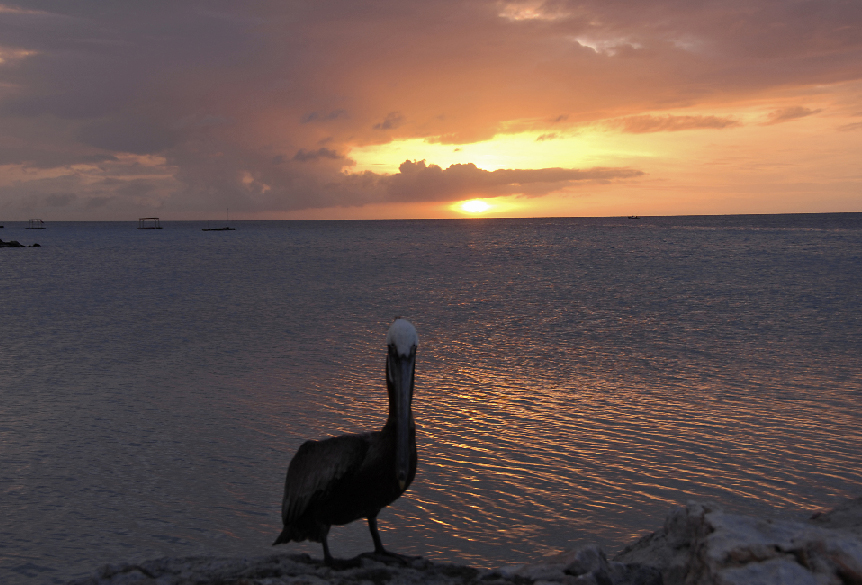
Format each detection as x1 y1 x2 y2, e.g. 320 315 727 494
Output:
0 0 860 220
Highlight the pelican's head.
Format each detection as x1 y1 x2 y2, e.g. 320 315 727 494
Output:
386 318 419 359
386 318 418 491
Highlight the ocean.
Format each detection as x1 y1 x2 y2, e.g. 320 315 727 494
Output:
1 215 861 584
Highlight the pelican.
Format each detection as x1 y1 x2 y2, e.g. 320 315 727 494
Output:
273 318 419 565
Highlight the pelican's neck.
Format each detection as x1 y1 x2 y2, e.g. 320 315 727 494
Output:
385 346 416 489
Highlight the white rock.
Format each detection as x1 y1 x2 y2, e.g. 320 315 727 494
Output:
615 498 862 585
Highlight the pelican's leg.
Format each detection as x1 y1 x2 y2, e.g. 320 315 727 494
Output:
323 537 363 569
322 537 335 565
368 516 387 554
363 517 420 565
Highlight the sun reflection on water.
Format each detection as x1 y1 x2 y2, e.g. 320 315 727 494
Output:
5 218 860 581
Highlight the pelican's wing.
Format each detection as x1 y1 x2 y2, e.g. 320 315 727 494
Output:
281 434 369 525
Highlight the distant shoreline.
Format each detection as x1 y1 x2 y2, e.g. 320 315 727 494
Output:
1 211 862 223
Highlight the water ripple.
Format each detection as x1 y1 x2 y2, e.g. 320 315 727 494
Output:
1 216 860 583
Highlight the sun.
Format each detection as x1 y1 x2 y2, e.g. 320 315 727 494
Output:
458 199 492 214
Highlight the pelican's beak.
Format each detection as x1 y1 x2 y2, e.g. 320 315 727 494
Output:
390 346 415 491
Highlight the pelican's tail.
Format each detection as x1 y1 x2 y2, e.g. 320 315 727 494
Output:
273 526 292 546
273 522 328 546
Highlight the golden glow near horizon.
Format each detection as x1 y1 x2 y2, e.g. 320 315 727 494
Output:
347 130 627 174
457 199 492 214
338 94 862 218
346 101 839 179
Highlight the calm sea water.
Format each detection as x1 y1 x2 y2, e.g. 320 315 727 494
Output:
1 215 861 584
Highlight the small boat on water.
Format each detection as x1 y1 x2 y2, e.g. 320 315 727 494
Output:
138 217 162 229
628 215 640 220
202 209 235 231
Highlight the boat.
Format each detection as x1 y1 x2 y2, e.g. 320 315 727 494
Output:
628 215 640 220
138 217 162 229
202 209 235 231
27 219 46 229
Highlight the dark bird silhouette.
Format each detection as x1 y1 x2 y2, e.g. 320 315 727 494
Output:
273 318 419 565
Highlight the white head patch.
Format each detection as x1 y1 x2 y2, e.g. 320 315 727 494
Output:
386 318 418 357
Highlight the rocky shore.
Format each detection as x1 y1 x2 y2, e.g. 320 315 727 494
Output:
0 238 40 247
68 497 862 585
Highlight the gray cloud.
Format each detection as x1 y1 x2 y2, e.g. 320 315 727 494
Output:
115 179 158 198
293 148 342 162
76 114 179 155
0 169 177 219
84 196 114 210
763 106 822 125
0 146 118 169
301 110 347 123
613 114 742 133
44 193 77 207
838 121 862 132
373 112 405 131
382 160 645 202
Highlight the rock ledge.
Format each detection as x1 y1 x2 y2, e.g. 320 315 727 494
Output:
68 497 862 585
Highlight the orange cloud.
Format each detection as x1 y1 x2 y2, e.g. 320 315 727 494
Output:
0 1 860 219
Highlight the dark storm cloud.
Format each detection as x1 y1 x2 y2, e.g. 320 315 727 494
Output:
0 3 260 121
